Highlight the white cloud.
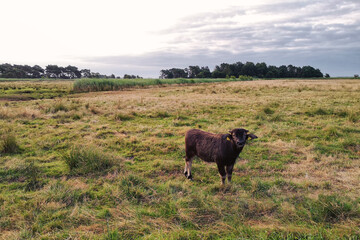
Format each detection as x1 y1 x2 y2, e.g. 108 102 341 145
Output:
0 0 359 77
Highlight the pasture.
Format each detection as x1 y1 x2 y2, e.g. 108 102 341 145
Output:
0 79 359 239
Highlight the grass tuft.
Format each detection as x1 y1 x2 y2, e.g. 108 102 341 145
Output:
1 131 20 154
63 145 116 175
115 112 134 121
150 110 171 118
313 108 329 115
251 180 272 198
46 101 69 113
263 107 275 115
46 180 85 206
348 112 359 122
323 126 341 138
24 160 43 191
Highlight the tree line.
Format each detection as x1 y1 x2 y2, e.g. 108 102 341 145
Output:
0 63 142 79
160 62 324 79
1 62 325 80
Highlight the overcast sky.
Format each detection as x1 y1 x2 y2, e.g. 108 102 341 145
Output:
1 0 359 77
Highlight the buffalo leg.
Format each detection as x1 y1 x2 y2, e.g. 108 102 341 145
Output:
217 164 226 185
225 165 234 183
184 156 193 180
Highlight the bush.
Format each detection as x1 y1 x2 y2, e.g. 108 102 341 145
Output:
63 145 116 175
238 75 253 81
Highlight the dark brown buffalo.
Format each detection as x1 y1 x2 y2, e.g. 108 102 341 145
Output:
184 128 258 184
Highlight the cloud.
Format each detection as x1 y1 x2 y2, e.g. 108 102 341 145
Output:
85 0 360 77
164 0 360 52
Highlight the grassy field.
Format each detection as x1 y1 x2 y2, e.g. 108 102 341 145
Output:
0 79 359 239
72 78 251 92
0 77 250 101
0 80 73 101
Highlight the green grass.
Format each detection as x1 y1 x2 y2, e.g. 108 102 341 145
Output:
0 79 359 239
63 145 118 175
0 79 72 100
297 194 360 223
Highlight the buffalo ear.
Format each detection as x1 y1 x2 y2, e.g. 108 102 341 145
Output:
247 133 258 140
223 133 232 141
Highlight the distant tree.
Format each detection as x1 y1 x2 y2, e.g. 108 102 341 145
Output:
233 62 244 77
301 66 322 78
211 69 226 78
20 65 33 78
124 74 139 79
255 62 267 78
242 62 256 76
159 68 187 79
286 65 296 78
1 62 324 80
265 65 279 78
63 65 81 79
278 65 287 78
10 65 26 78
0 63 16 78
172 68 187 78
81 69 92 78
198 66 211 78
32 65 44 78
314 68 323 78
45 65 62 78
300 66 312 78
354 74 359 78
160 69 173 79
325 73 330 78
187 65 201 78
186 65 211 78
219 63 234 77
211 64 230 78
91 72 101 78
294 67 302 78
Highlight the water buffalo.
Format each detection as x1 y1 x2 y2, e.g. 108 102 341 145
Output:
184 128 258 184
